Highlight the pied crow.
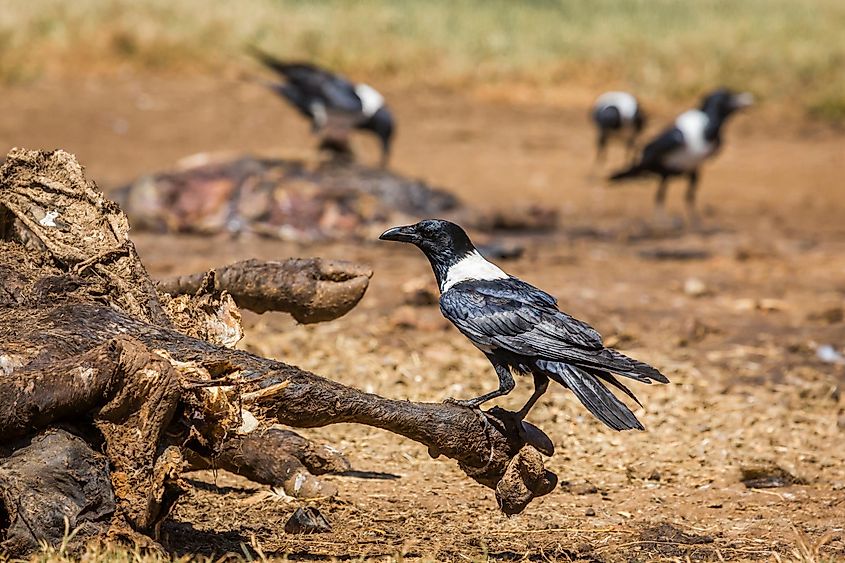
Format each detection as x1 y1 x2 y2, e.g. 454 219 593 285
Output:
380 219 668 431
251 48 395 167
609 88 752 226
592 91 646 165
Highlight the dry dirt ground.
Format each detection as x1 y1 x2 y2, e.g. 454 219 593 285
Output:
2 75 845 561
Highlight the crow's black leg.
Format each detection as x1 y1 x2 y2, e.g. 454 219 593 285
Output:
685 170 700 229
595 131 608 165
653 175 669 223
445 361 515 409
625 133 638 164
516 372 550 420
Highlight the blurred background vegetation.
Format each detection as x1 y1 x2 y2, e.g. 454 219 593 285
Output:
1 0 844 121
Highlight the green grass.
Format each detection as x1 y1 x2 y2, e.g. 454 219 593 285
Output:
1 0 844 118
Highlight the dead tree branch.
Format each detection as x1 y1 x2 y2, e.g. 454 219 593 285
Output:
157 258 372 323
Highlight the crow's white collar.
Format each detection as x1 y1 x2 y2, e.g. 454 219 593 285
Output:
663 109 715 171
441 251 508 292
595 91 638 122
355 83 384 118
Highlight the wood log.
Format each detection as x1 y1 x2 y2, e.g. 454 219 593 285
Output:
0 148 558 555
0 302 557 515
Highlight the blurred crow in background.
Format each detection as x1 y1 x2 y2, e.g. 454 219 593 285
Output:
609 88 753 227
380 219 668 430
250 48 395 166
592 91 646 165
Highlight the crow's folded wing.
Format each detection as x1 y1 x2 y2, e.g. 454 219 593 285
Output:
252 51 362 113
440 281 667 384
640 126 685 168
440 280 602 352
316 77 363 113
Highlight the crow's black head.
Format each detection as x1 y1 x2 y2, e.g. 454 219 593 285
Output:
380 219 473 256
379 219 477 274
362 106 395 167
380 220 503 291
593 105 622 130
700 88 754 120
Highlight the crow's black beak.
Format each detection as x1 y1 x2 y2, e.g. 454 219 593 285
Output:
731 92 754 110
379 225 418 243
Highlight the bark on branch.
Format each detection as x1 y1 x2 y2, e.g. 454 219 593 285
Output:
157 258 372 323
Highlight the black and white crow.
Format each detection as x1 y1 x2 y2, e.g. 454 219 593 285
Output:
592 91 646 165
379 219 668 431
608 88 752 226
251 49 395 166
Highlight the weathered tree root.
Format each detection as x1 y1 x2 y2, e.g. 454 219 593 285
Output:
0 430 115 555
157 258 372 323
2 302 557 515
92 339 184 535
0 148 168 325
184 428 351 499
0 148 558 555
245 371 559 514
0 334 185 537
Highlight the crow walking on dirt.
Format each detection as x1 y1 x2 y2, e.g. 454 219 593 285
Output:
380 219 668 430
250 48 395 166
592 91 646 165
609 88 752 227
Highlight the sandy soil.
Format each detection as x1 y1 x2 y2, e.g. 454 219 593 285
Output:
2 75 845 561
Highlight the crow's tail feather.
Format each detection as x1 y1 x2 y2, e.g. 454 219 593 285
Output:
247 45 275 64
247 46 295 76
592 369 643 407
571 348 669 385
539 360 644 431
606 349 670 384
608 164 645 182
